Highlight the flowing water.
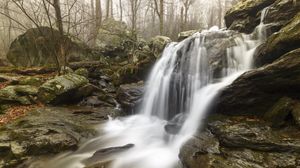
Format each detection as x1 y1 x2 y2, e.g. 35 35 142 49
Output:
46 10 269 168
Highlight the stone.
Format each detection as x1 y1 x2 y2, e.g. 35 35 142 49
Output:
38 73 89 104
263 97 294 127
7 27 93 67
178 30 198 41
216 48 300 117
116 81 144 114
149 36 172 58
291 101 300 126
18 76 43 86
254 12 300 67
225 0 276 33
0 85 38 105
0 106 119 167
75 68 89 78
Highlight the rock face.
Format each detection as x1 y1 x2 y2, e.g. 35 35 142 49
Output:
254 12 300 67
7 27 93 67
116 82 144 114
38 73 89 104
225 0 276 33
216 48 300 117
0 106 119 168
180 116 300 168
225 0 300 34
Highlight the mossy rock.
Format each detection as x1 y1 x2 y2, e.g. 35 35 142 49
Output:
18 77 43 87
254 12 300 66
38 73 89 104
0 85 38 105
75 68 89 78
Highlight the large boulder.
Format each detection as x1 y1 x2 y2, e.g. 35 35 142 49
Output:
225 0 276 33
96 18 131 57
179 116 300 168
7 27 93 67
254 12 300 67
38 73 89 104
216 48 300 117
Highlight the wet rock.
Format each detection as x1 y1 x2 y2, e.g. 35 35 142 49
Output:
179 130 220 168
264 0 300 28
0 85 38 105
7 27 93 67
149 36 172 58
0 106 119 167
208 118 300 152
116 81 144 114
254 12 300 67
225 0 276 33
85 144 134 166
38 73 89 104
216 48 300 117
180 116 300 168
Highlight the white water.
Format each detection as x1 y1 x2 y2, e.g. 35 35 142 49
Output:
46 11 269 168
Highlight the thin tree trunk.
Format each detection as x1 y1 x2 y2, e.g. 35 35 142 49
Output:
119 0 123 21
106 0 110 19
53 0 65 68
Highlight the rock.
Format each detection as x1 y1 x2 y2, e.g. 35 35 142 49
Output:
264 0 300 28
209 117 300 152
0 106 119 167
291 101 300 126
179 116 300 168
75 68 89 78
96 18 130 57
263 97 294 127
0 85 38 105
116 81 144 114
18 76 43 86
7 27 93 67
179 130 220 168
149 36 172 58
178 30 198 41
225 0 276 33
38 73 89 104
216 48 300 117
59 66 74 74
85 144 134 166
254 12 300 67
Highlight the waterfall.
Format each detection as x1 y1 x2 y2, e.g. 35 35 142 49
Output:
46 9 270 168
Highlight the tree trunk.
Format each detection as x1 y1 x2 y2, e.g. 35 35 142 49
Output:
119 0 123 21
53 0 65 68
106 0 110 19
159 0 164 35
96 0 102 28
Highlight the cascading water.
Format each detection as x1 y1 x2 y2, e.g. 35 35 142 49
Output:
46 9 269 168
